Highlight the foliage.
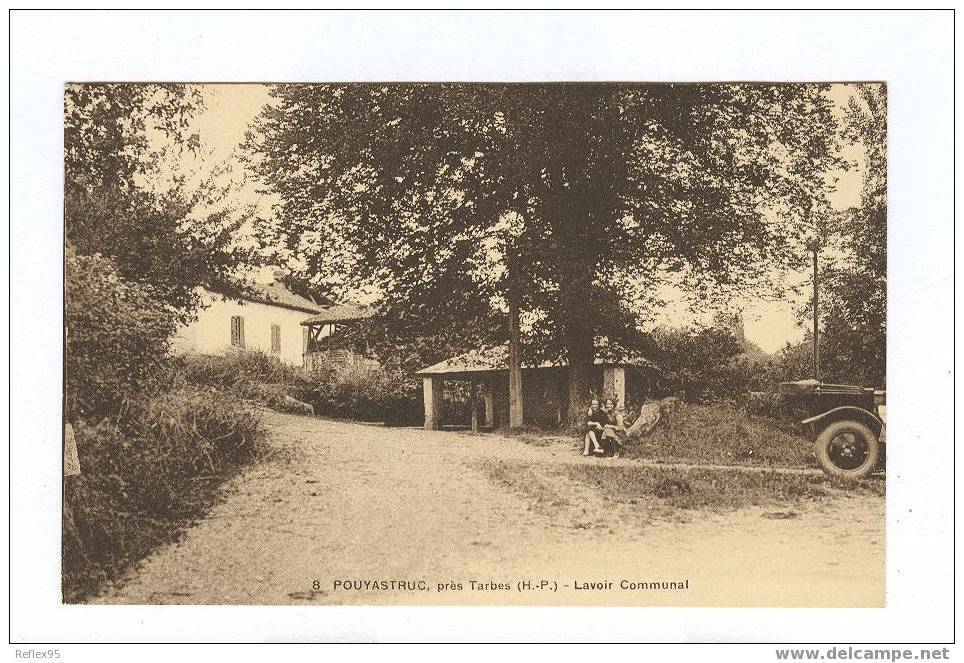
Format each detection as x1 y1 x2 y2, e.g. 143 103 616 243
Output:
642 325 745 400
297 363 422 426
805 85 887 387
324 311 506 379
623 402 811 467
62 385 265 602
66 179 255 317
62 84 270 602
65 83 256 316
180 350 317 415
743 328 885 393
816 315 885 388
181 348 301 393
741 390 795 421
118 384 265 508
65 83 203 192
246 83 845 423
180 350 420 424
64 83 201 194
65 246 181 419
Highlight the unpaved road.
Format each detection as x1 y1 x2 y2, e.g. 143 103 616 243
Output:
93 411 885 607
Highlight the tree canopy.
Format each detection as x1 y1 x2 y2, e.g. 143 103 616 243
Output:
65 83 254 317
246 83 845 421
810 84 887 387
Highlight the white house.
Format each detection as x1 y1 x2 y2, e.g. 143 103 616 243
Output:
171 280 324 367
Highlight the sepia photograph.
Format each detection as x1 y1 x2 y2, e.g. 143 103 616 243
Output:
7 6 954 648
62 80 887 608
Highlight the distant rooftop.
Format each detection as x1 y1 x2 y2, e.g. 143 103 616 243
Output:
301 304 374 325
416 344 652 376
208 281 322 315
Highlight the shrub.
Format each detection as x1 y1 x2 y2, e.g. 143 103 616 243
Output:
296 363 422 426
62 385 265 601
180 349 300 393
180 350 315 415
646 325 746 400
65 246 181 419
121 386 265 509
742 391 800 422
181 351 419 423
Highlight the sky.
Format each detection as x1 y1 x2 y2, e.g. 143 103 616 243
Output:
181 83 868 354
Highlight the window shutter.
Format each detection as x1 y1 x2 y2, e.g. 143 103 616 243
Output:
271 324 281 353
302 327 309 354
231 315 245 349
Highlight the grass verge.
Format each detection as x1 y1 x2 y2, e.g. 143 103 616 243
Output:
560 463 884 511
481 457 884 529
62 385 266 603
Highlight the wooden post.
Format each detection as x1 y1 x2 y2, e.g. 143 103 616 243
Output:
603 366 626 407
507 247 524 429
812 246 821 382
470 383 480 433
483 386 495 428
422 376 443 430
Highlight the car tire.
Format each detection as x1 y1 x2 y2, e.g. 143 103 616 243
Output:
814 419 880 479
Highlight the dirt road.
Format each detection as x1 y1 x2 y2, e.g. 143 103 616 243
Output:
92 411 885 607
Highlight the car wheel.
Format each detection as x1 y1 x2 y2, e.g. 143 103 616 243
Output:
814 419 880 479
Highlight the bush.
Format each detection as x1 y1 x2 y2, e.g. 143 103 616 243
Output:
65 246 181 419
62 385 265 601
122 386 265 508
296 363 422 426
646 326 746 400
180 350 315 415
180 351 419 423
180 349 300 393
742 391 800 421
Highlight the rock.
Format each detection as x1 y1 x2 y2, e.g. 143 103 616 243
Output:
280 395 314 416
627 403 661 439
626 397 681 440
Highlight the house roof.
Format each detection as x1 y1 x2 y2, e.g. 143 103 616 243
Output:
248 281 325 314
207 282 323 314
301 304 374 325
415 344 653 376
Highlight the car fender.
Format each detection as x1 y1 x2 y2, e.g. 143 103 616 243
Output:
801 406 883 438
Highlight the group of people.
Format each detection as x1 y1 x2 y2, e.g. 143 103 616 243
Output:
583 397 627 458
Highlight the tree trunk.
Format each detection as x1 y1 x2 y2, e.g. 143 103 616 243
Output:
545 87 601 427
553 184 597 427
564 317 595 427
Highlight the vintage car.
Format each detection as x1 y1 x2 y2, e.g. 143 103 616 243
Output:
778 380 886 479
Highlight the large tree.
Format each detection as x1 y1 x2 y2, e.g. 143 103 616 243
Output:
247 83 843 423
813 85 887 387
65 83 254 317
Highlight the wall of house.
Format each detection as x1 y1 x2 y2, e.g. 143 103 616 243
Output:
171 288 323 367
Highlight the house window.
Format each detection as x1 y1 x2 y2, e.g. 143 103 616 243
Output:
271 324 281 354
231 315 245 348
